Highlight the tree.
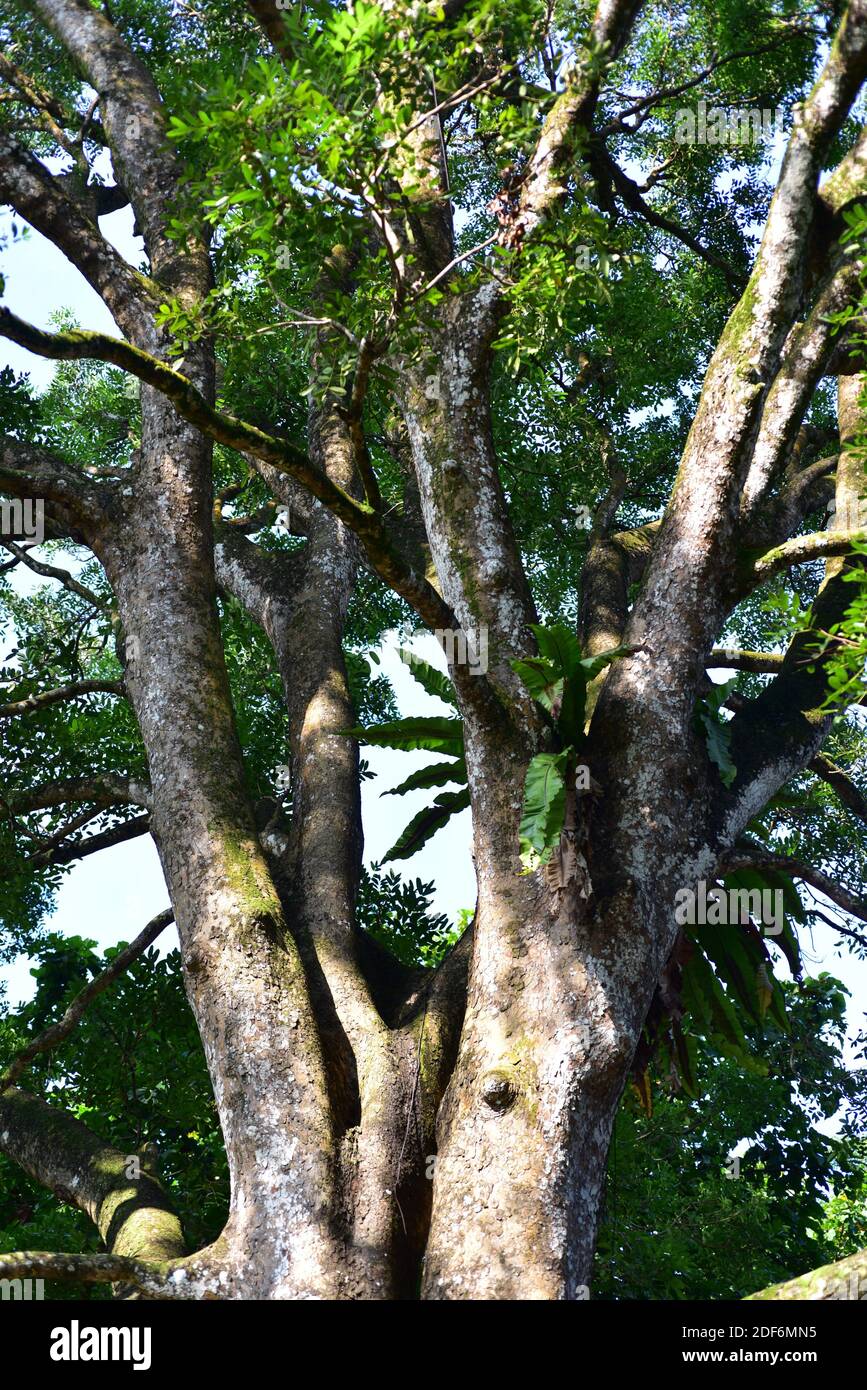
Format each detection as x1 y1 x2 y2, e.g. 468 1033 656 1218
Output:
0 0 866 1300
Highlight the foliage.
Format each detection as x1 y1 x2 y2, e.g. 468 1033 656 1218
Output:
511 624 630 868
0 933 229 1295
347 627 630 867
695 677 738 788
595 975 867 1300
345 649 469 862
357 866 463 968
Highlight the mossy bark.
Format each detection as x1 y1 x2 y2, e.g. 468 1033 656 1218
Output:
747 1248 867 1300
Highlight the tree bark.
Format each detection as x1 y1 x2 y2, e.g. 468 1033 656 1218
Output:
747 1248 867 1301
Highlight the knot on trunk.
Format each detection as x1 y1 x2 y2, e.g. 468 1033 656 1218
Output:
481 1072 518 1113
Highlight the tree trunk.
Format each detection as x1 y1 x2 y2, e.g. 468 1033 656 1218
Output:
95 385 345 1297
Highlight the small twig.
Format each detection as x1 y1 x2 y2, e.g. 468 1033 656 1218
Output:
0 540 107 610
599 29 810 135
412 233 499 300
1 907 173 1088
26 814 152 868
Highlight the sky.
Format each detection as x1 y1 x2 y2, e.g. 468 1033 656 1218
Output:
0 186 865 1090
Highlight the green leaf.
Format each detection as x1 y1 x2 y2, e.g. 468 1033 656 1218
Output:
342 716 463 756
530 622 582 680
397 649 456 707
704 676 738 716
514 634 632 739
381 758 467 797
558 674 588 743
693 920 771 1029
725 866 803 976
577 644 635 681
510 656 563 712
518 751 568 870
381 788 471 862
697 708 737 787
680 945 764 1071
670 1020 699 1098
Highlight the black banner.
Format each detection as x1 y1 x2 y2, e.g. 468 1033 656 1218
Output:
3 1296 860 1377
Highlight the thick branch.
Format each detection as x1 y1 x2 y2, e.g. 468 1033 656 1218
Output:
743 254 863 517
0 130 158 343
0 1086 185 1264
240 456 316 536
617 7 867 707
709 648 785 673
746 451 838 550
715 554 858 843
741 124 867 512
0 436 103 532
29 814 151 867
30 0 206 289
0 539 107 608
0 50 100 154
747 1247 867 1300
580 520 660 664
725 850 867 926
751 527 867 581
244 0 295 63
594 146 744 290
4 776 151 814
0 310 455 632
214 524 303 627
0 1250 173 1294
512 0 644 241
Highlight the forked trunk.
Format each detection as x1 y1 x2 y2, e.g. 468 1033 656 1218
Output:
420 719 676 1299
